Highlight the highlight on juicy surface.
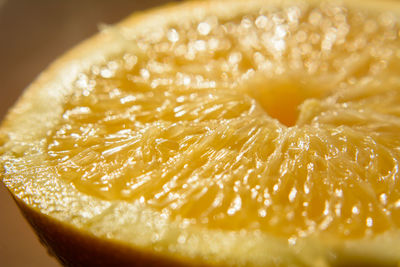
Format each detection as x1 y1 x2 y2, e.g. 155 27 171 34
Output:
46 1 400 241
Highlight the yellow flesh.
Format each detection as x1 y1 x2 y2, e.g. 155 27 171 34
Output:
47 2 400 240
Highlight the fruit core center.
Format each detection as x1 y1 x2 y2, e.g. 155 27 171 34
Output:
245 78 321 127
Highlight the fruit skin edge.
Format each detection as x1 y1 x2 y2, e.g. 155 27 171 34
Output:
13 197 193 267
1 0 400 266
8 192 400 267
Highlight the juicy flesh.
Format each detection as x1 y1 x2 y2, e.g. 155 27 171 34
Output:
47 3 400 240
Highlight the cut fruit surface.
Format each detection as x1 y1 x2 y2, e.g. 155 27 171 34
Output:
2 0 400 266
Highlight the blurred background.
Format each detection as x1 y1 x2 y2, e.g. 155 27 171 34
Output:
0 0 176 266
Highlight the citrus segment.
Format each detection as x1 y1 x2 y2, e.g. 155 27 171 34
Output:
46 1 400 240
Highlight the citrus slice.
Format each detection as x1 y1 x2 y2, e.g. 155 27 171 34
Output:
2 0 400 266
